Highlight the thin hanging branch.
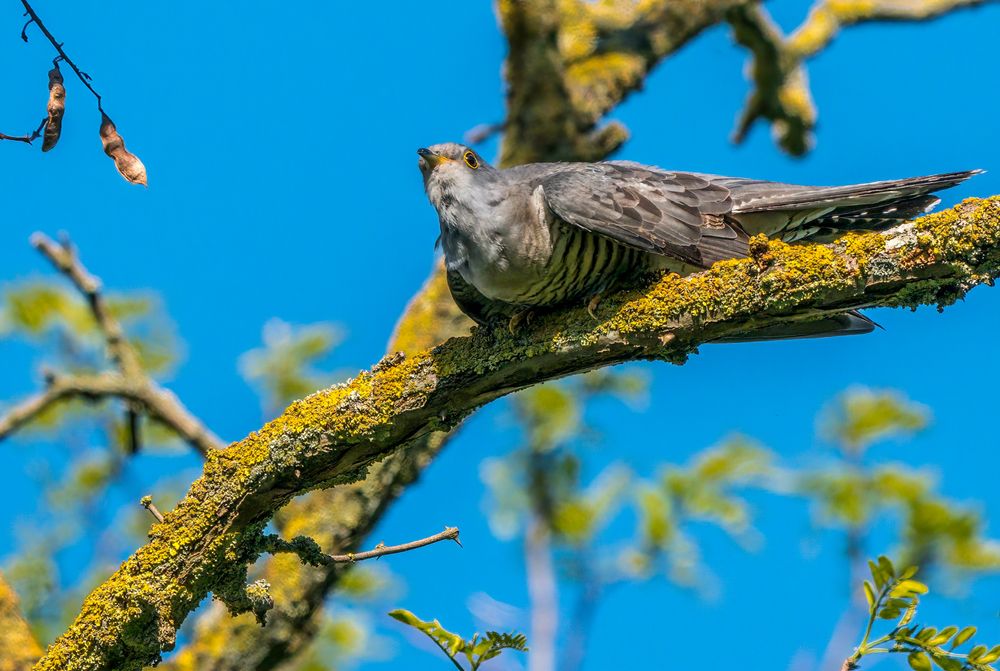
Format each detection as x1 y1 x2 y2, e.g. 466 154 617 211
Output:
20 0 103 110
9 1 148 183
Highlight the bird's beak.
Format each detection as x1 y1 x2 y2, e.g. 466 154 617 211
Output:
417 147 450 169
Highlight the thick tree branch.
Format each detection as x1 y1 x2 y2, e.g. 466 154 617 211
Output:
162 264 468 671
728 0 995 154
498 0 748 166
0 572 43 671
33 197 1000 670
0 234 223 455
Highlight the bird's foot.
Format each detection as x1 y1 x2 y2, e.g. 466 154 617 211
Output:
508 308 535 335
586 292 604 320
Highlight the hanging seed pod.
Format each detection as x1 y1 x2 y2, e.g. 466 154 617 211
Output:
99 112 147 186
41 63 65 152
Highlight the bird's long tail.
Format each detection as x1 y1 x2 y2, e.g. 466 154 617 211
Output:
729 169 982 242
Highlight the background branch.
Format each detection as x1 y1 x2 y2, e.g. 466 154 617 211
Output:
727 0 995 154
33 196 1000 671
0 571 43 671
0 234 223 456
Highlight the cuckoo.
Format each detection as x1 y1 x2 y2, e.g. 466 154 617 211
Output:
417 143 979 339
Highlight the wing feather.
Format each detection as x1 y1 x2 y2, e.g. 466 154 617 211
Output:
540 163 747 267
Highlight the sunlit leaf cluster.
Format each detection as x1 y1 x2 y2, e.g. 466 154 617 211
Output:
389 609 527 671
239 318 346 414
847 555 1000 671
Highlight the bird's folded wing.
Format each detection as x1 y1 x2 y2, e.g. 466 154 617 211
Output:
540 162 747 267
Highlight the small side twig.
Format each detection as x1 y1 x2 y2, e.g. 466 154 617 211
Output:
0 117 48 145
140 495 164 523
263 527 461 565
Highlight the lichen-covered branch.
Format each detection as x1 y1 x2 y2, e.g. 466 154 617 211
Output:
727 4 816 155
0 234 223 455
34 197 1000 670
728 0 994 154
162 265 467 671
0 572 43 671
498 0 748 166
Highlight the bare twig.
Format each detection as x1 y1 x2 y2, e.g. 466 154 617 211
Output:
0 117 47 145
0 235 224 455
140 496 165 524
31 233 143 378
20 0 104 110
0 370 220 455
264 527 461 565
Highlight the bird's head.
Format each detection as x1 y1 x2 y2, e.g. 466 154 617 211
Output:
417 143 501 224
417 143 497 187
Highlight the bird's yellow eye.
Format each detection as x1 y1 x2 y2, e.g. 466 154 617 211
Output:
463 151 480 170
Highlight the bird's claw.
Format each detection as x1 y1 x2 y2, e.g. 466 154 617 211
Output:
587 293 603 320
508 309 534 335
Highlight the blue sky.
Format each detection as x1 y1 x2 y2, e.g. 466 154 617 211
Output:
1 1 999 669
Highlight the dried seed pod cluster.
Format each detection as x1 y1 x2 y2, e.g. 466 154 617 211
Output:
99 112 147 186
41 62 65 152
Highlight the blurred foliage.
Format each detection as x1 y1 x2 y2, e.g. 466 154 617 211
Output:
472 380 999 669
483 371 773 596
1 280 180 376
389 609 527 671
845 555 999 671
238 318 346 415
819 387 929 456
801 388 1000 580
629 437 773 588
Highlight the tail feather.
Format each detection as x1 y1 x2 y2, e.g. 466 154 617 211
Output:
724 169 982 241
731 170 982 213
713 311 879 343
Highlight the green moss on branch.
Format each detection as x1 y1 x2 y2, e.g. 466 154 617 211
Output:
35 197 1000 671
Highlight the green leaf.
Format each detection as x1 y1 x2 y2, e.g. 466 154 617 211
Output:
485 631 528 652
899 603 918 626
878 555 896 580
878 607 901 620
979 646 1000 664
900 565 919 580
968 645 988 661
869 559 887 589
863 581 876 609
908 652 932 671
951 626 976 649
388 609 465 658
891 580 929 597
930 654 963 671
929 627 959 647
388 609 422 627
917 628 939 643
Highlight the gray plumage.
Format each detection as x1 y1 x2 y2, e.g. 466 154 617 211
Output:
417 142 980 338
